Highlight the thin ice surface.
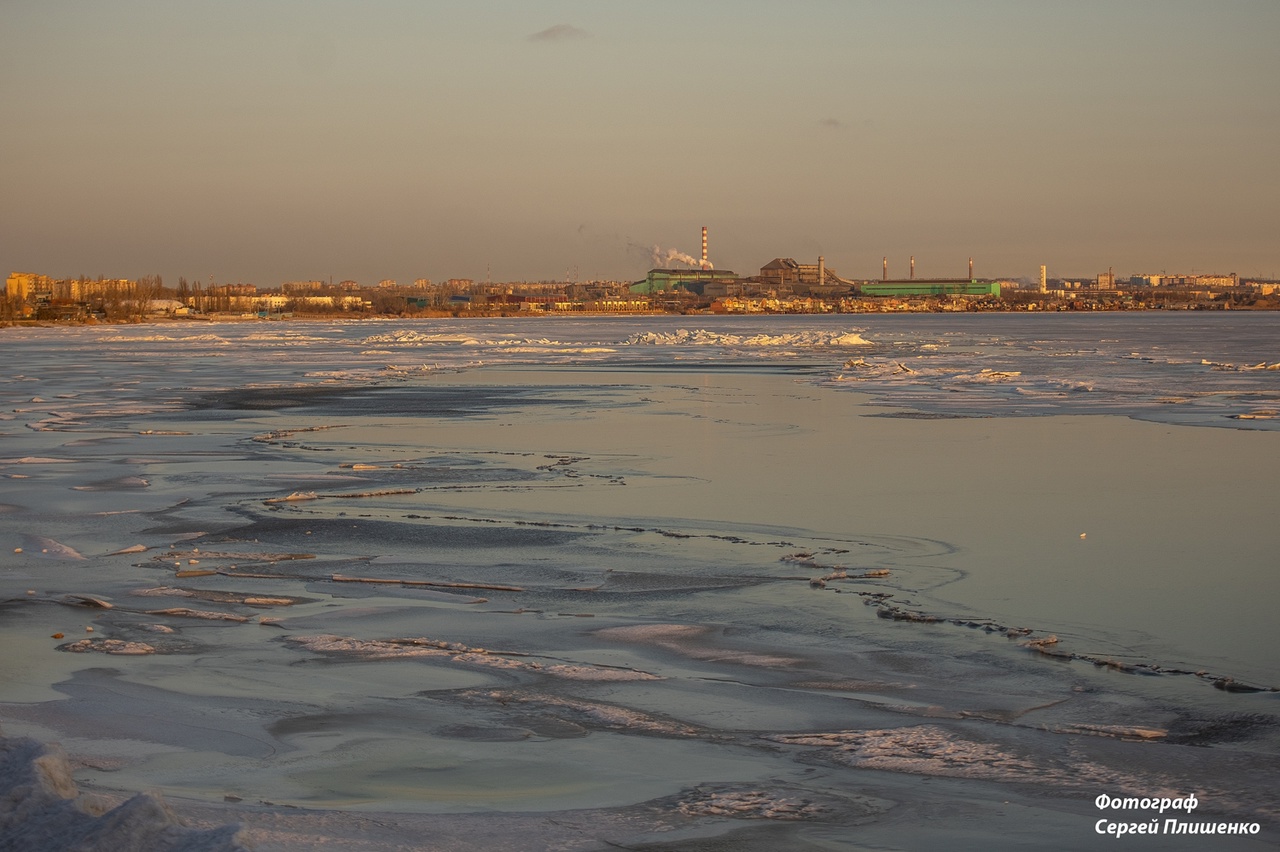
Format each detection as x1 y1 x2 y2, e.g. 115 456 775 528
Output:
0 315 1276 851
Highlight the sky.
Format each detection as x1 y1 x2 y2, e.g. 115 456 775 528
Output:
3 0 1278 286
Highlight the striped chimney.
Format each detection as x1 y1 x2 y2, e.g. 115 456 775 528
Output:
701 227 708 268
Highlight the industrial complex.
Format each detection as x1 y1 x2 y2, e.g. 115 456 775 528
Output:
630 229 997 302
4 226 1276 320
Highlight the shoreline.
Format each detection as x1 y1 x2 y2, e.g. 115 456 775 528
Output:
4 300 1279 329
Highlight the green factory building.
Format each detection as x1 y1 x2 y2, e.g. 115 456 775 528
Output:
631 268 739 295
859 279 1001 298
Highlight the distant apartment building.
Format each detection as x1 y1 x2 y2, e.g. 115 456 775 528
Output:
5 272 53 301
293 295 369 310
1129 273 1238 288
282 280 327 293
1176 273 1237 288
6 273 141 302
256 295 291 312
74 279 130 301
210 283 256 296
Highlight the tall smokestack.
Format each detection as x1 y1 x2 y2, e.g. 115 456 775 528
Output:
883 257 888 281
701 227 708 268
910 256 915 280
969 257 973 280
818 256 825 286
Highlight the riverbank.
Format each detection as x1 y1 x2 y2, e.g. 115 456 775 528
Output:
4 296 1279 329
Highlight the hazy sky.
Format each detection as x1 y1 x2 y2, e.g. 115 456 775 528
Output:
3 1 1278 286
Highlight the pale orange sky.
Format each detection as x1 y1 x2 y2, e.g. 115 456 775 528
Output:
2 1 1277 286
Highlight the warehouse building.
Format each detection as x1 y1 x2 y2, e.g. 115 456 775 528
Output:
630 268 739 296
860 280 1001 297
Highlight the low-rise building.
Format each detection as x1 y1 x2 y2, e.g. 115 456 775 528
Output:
630 268 739 295
860 280 1001 298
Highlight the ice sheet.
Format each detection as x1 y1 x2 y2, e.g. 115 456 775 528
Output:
0 315 1276 850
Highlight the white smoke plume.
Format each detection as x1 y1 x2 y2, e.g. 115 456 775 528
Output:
650 245 713 270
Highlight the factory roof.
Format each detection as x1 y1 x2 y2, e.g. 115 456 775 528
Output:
647 268 736 277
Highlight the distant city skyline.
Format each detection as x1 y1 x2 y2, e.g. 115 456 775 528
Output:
3 1 1278 286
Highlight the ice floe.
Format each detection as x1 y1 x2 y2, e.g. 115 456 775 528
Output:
621 328 870 348
458 690 699 737
144 607 251 622
57 638 156 655
131 587 303 607
0 733 248 851
675 787 832 820
19 535 86 560
770 726 1044 780
287 634 661 680
595 623 804 667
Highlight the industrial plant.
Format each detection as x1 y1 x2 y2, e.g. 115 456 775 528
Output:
5 226 1276 321
625 227 1003 310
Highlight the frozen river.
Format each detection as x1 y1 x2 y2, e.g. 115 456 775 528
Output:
1 313 1277 850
